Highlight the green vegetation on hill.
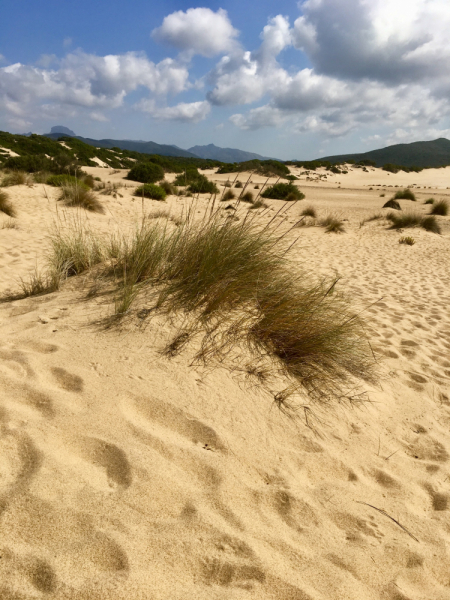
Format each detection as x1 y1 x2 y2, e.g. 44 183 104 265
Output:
217 159 290 178
315 138 450 168
0 131 223 174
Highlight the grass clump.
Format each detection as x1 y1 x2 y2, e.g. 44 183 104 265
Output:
47 174 88 188
235 181 243 188
135 184 166 201
429 200 448 216
241 191 254 203
10 205 377 413
301 206 317 218
222 189 235 202
249 199 268 210
1 171 29 187
261 183 305 201
0 190 16 217
424 198 434 205
387 212 441 234
59 184 104 213
319 215 345 233
394 188 416 201
159 180 175 195
399 236 415 246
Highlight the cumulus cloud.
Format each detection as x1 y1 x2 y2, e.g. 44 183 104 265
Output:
0 52 189 119
292 0 450 83
152 8 239 57
138 100 211 123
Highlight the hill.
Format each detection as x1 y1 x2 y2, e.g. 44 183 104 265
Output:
187 143 277 163
44 132 198 159
316 138 450 168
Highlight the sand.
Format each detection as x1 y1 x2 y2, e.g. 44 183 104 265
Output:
0 165 450 599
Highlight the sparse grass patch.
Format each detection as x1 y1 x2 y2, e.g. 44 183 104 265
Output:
301 206 316 218
1 171 29 187
241 191 254 203
0 190 16 217
429 199 448 216
222 189 235 202
59 184 104 213
387 212 441 234
319 215 345 233
399 236 415 245
47 174 89 188
394 188 416 201
249 199 268 209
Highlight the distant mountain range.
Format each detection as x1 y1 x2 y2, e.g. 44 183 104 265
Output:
187 143 275 162
43 127 279 162
316 138 450 168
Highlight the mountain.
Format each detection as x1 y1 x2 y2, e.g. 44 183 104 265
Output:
51 125 76 136
187 143 277 163
44 132 198 159
316 138 450 168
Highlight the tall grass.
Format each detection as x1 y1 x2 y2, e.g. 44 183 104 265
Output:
0 190 16 217
319 215 345 233
1 171 30 187
5 205 377 410
429 200 448 216
387 212 441 234
59 184 104 213
394 188 416 201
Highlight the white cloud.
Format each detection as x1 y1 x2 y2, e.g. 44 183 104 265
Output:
139 100 211 123
90 111 109 122
152 8 239 57
292 0 450 83
0 52 190 119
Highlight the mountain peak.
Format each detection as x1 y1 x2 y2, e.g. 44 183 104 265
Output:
50 125 76 136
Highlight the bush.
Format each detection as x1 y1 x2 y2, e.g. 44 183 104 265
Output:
399 236 415 246
135 184 167 201
187 177 219 195
301 206 316 218
59 184 104 213
235 181 243 188
3 155 54 173
421 215 441 234
0 190 16 217
424 198 434 205
261 183 305 201
394 188 416 201
159 180 175 195
127 162 165 184
429 200 448 216
47 174 89 188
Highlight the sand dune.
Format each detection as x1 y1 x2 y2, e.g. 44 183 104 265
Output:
0 166 450 599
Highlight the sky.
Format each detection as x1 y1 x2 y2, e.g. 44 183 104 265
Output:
1 0 450 160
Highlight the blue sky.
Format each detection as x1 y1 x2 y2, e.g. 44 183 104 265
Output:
1 1 450 159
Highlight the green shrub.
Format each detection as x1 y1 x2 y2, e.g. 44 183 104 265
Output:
0 190 16 217
430 200 448 216
261 183 305 201
127 162 165 184
173 168 201 186
394 188 416 201
424 198 434 205
47 174 89 189
187 177 219 195
159 180 175 195
135 184 167 201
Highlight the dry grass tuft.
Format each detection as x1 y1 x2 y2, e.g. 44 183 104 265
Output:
241 191 254 203
222 189 235 202
301 206 317 218
319 215 345 233
59 184 105 213
424 198 434 205
387 212 441 234
1 171 31 187
1 218 18 229
429 199 448 216
394 188 416 201
0 190 16 217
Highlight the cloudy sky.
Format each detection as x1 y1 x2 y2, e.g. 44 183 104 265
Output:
1 0 450 159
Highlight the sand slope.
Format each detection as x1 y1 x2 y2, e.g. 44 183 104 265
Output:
0 167 450 599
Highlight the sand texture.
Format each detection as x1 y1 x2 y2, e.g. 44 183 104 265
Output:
0 166 450 599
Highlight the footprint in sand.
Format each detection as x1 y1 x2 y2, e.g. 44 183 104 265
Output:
0 431 41 507
58 435 132 491
51 367 84 393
